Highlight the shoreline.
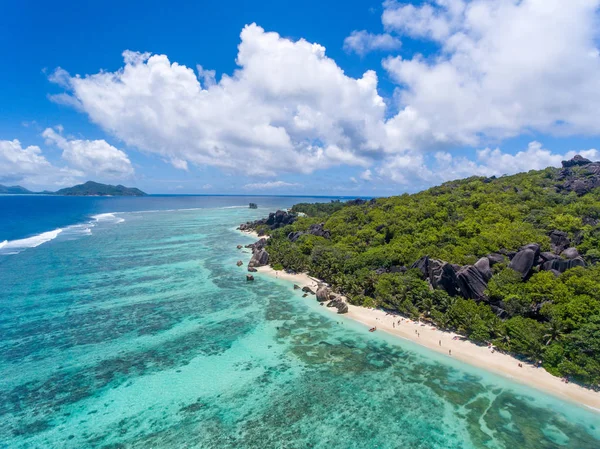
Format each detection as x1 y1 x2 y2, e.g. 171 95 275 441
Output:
253 265 600 412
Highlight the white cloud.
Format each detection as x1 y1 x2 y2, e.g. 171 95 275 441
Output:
48 9 600 187
377 141 599 186
0 139 82 187
343 30 402 56
360 169 373 181
51 24 387 177
381 0 600 150
243 180 302 190
42 128 134 177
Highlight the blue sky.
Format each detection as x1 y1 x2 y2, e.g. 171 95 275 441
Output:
2 0 600 194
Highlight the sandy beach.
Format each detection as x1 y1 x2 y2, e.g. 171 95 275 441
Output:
255 265 600 412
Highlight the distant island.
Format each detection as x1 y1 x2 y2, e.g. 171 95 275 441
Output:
0 181 147 197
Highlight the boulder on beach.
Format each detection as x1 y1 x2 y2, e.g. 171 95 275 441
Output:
327 295 349 314
316 285 331 302
248 249 269 268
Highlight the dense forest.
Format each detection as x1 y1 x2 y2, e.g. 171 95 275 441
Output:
242 156 600 388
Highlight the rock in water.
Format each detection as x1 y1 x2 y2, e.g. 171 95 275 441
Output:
236 245 243 249
456 266 488 300
302 286 315 295
293 284 301 290
247 267 257 273
246 275 254 281
236 260 243 267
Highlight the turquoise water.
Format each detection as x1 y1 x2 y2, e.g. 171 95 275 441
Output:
1 202 599 448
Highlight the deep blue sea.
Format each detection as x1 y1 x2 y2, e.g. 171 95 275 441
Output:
1 195 599 448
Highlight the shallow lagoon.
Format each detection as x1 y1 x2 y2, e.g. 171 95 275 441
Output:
1 201 599 448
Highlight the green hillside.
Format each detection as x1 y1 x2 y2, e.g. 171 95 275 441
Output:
244 156 600 387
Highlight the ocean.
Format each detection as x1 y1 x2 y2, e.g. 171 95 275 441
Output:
0 195 599 449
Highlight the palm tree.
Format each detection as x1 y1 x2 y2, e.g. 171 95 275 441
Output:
544 318 566 346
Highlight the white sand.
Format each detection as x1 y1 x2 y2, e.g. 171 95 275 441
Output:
255 265 600 411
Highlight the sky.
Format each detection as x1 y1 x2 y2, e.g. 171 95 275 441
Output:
2 0 600 195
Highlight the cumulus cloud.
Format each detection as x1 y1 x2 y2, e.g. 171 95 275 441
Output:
0 139 82 187
381 0 600 150
378 142 599 187
50 24 387 177
243 180 302 190
43 128 134 177
48 8 600 187
343 30 402 56
360 169 373 181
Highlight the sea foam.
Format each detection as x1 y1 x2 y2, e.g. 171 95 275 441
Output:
0 229 63 255
92 213 125 224
0 213 124 256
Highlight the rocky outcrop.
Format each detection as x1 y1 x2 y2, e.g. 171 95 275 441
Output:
238 210 297 233
509 245 540 279
266 210 296 229
474 257 493 282
249 249 269 268
541 257 585 273
487 253 506 266
248 238 268 253
561 247 580 260
456 266 488 300
327 294 349 314
302 286 315 295
411 256 430 279
427 260 460 296
556 157 600 196
316 285 331 302
549 230 570 254
561 155 592 168
288 223 331 242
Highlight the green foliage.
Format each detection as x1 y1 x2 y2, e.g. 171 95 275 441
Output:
259 166 600 387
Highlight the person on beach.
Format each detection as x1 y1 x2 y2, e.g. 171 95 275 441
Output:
439 340 441 346
449 350 452 356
